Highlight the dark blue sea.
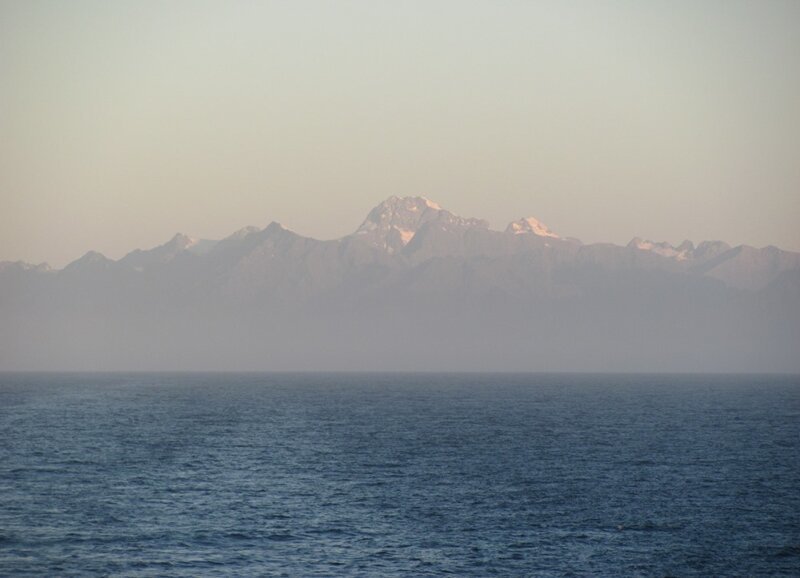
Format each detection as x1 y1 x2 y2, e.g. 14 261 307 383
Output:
1 373 799 576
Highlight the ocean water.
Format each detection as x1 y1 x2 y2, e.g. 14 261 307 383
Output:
0 373 799 577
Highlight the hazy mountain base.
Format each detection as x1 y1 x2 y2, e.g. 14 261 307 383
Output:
2 257 798 372
1 197 799 372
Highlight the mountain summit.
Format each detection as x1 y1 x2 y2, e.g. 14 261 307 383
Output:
505 217 559 238
354 196 488 253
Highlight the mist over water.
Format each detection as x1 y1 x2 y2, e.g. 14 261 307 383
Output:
2 372 799 576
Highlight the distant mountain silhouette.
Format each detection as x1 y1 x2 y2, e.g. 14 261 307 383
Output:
2 197 799 371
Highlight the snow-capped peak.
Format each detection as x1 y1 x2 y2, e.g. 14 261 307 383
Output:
354 196 443 251
169 233 199 250
166 233 217 256
422 197 441 210
358 196 443 227
354 196 486 253
628 237 691 261
355 197 441 235
225 226 261 241
505 217 560 238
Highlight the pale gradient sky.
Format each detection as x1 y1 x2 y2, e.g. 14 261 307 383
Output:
1 0 799 267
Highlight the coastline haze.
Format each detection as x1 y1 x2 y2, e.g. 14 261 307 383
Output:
2 1 799 268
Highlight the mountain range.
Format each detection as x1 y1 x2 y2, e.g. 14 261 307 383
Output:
2 196 799 372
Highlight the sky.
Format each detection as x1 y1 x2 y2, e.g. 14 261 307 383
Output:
1 0 799 268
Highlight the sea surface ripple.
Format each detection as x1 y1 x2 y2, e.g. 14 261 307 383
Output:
1 373 799 576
